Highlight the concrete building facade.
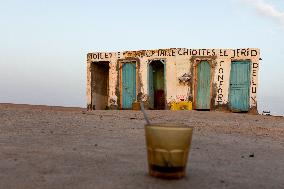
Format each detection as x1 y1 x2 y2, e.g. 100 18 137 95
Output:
86 48 260 113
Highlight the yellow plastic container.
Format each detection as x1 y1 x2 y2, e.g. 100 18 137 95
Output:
144 123 193 179
132 102 141 110
170 101 192 110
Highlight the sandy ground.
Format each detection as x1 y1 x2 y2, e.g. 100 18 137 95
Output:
0 103 284 189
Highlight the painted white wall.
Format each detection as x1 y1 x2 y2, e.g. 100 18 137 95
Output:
87 48 260 111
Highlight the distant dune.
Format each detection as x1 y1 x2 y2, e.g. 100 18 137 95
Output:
0 103 85 112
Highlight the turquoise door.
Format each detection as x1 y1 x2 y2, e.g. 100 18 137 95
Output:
148 64 154 109
196 61 211 109
229 61 250 112
122 63 136 109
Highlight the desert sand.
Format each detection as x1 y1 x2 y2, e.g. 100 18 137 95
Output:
0 103 283 189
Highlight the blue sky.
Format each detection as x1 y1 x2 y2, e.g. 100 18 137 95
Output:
0 0 283 115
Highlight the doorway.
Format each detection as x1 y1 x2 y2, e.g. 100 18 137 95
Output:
148 60 165 110
229 61 251 112
195 61 211 110
92 61 109 110
121 62 137 109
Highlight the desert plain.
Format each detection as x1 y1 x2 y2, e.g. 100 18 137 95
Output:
0 103 283 189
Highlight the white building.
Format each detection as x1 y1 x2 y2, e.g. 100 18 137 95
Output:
86 48 260 113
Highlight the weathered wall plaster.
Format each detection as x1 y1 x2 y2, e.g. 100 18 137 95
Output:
86 48 260 113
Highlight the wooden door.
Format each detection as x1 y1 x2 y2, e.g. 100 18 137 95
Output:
122 63 136 109
148 64 154 109
229 61 250 112
196 61 211 109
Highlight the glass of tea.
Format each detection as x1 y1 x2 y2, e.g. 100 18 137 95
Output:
144 123 193 179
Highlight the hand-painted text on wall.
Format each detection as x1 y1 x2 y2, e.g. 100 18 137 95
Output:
217 60 225 104
87 49 259 60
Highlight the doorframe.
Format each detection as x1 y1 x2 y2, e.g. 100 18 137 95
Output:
90 61 110 110
229 59 251 112
118 58 139 109
191 56 216 110
147 59 166 110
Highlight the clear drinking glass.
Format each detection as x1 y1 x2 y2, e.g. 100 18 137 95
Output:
145 123 193 179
